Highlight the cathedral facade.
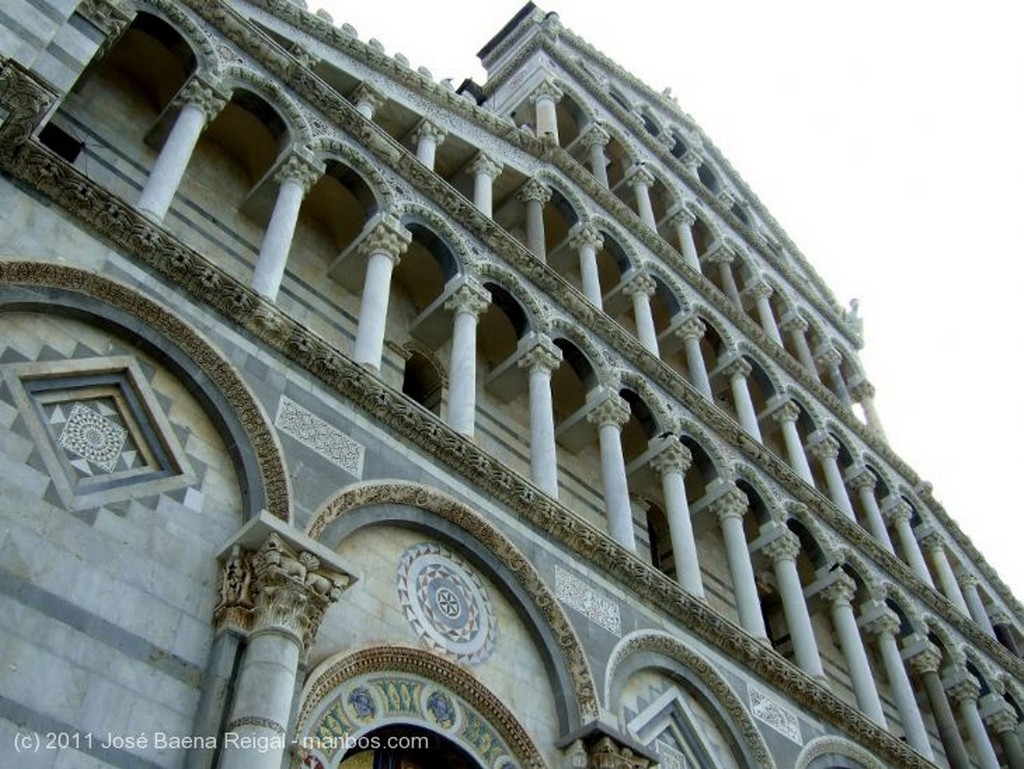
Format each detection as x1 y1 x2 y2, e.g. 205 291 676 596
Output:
0 1 1022 768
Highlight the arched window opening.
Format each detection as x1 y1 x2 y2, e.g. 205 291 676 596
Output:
339 724 481 769
401 350 444 416
646 502 675 578
697 163 720 194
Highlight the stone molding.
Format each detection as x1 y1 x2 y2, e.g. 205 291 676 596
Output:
794 735 888 769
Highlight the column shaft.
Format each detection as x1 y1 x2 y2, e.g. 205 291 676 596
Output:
598 421 633 550
588 141 609 187
780 419 813 483
755 295 783 344
920 670 971 769
630 288 659 355
958 698 1000 769
447 310 479 436
580 243 602 306
875 632 934 758
776 558 823 677
661 469 703 598
252 179 306 301
535 96 559 143
353 251 398 368
676 220 701 271
893 517 934 586
730 372 762 441
683 336 712 399
715 496 767 640
857 485 895 553
137 103 206 222
634 181 656 229
528 367 558 496
961 580 996 637
718 261 742 305
473 171 494 217
525 198 545 259
929 544 969 612
831 601 886 724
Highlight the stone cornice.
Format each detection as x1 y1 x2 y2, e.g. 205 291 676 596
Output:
0 64 1012 769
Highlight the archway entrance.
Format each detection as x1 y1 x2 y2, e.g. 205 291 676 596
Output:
337 724 480 769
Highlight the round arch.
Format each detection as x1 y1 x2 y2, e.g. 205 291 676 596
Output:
310 136 395 211
218 64 313 149
136 0 217 67
795 735 887 769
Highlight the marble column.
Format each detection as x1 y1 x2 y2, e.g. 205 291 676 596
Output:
908 644 971 769
444 279 491 437
411 119 446 171
957 572 996 638
722 357 762 441
821 575 886 725
669 206 701 272
982 698 1024 769
568 222 604 306
816 346 852 407
517 179 551 261
351 215 412 369
351 83 384 120
881 499 934 587
679 149 703 177
806 430 855 519
845 465 895 552
137 77 227 222
918 531 969 612
531 78 563 144
947 675 1000 769
675 317 712 399
862 610 934 759
586 392 634 550
580 123 611 187
770 401 813 483
623 273 659 355
705 244 742 305
251 154 323 301
850 378 887 440
742 279 783 345
215 534 350 769
778 312 819 377
517 334 562 498
650 440 704 598
763 530 824 678
629 166 657 229
467 152 502 217
711 486 768 640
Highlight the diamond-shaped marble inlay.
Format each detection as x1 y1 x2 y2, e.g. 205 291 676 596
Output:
57 402 127 473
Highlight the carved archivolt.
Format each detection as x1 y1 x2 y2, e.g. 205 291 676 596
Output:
137 0 217 66
794 735 886 769
0 261 291 522
605 630 776 769
306 480 600 726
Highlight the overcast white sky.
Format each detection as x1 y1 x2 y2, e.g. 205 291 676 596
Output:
316 0 1024 603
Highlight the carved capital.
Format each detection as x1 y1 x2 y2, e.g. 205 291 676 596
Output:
881 498 912 525
273 153 323 193
668 205 697 229
849 378 876 401
580 123 611 148
704 241 735 265
717 189 736 208
862 608 901 639
762 530 801 564
568 222 604 252
561 739 588 769
956 570 980 590
173 77 228 123
769 400 801 425
75 0 131 41
906 643 943 676
805 432 840 462
586 393 631 429
710 485 749 523
351 83 384 113
650 439 693 478
820 573 857 608
587 735 650 769
356 214 412 262
467 151 502 180
517 178 551 205
518 334 562 374
622 272 656 299
983 702 1020 735
845 465 877 492
627 165 655 188
530 78 564 104
741 279 772 302
918 529 947 554
778 312 809 335
674 316 706 342
815 346 842 369
444 278 491 318
719 356 752 381
680 149 702 172
945 673 981 705
411 118 447 146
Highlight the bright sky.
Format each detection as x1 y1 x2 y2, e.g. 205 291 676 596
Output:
315 0 1024 604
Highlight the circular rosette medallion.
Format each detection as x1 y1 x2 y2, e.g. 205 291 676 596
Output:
396 543 497 664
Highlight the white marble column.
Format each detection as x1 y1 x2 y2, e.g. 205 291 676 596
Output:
806 430 855 519
628 165 657 229
531 78 563 144
845 465 895 551
675 317 712 399
650 440 703 598
850 378 887 440
586 392 634 550
742 279 783 345
352 215 412 369
882 499 934 587
958 572 996 638
137 78 227 222
982 699 1024 769
711 485 768 639
623 273 659 355
517 334 562 497
705 243 742 305
568 222 604 306
411 119 446 170
216 535 349 769
763 530 824 678
517 179 551 261
770 400 813 482
669 206 701 271
444 279 491 437
821 575 886 725
467 152 502 217
251 154 323 301
580 123 611 187
908 645 972 769
816 346 852 407
862 609 934 759
351 83 384 120
778 312 819 377
722 357 762 441
920 531 969 613
947 675 1001 769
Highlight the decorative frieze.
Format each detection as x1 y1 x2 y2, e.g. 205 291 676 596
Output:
748 684 803 745
554 565 621 636
274 395 365 478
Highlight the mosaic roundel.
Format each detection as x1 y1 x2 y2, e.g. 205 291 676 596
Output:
396 542 497 665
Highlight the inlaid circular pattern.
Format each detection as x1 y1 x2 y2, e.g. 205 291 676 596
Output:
396 542 497 665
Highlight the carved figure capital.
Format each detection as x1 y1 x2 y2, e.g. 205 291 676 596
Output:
650 439 693 478
778 312 809 335
945 674 981 705
845 465 877 492
444 279 491 318
467 152 502 180
881 498 912 525
628 165 655 188
849 378 876 401
274 153 323 193
517 178 551 205
586 393 631 429
717 189 736 207
680 149 702 171
983 702 1020 735
704 242 735 265
918 529 947 554
668 205 697 229
815 346 842 369
742 279 773 301
356 214 412 261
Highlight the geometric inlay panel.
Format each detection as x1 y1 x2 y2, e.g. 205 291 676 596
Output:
554 565 621 636
56 401 130 474
748 684 802 745
274 395 364 478
396 542 497 665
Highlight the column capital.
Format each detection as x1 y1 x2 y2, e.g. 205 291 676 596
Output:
517 178 552 205
530 78 564 104
586 392 631 429
444 278 491 318
945 673 981 706
862 607 902 639
849 378 876 401
982 701 1020 735
351 82 384 113
273 152 323 193
741 279 773 302
650 439 693 478
674 315 706 342
806 431 840 462
627 164 656 188
579 122 611 148
667 205 697 229
762 529 801 564
815 345 843 369
917 528 947 554
719 356 752 381
820 573 857 608
709 485 749 523
173 76 228 123
988 606 1014 627
768 399 801 425
568 221 604 251
717 188 737 208
622 272 657 299
778 312 809 335
906 643 943 676
845 464 877 492
881 497 913 525
680 148 703 172
956 570 980 590
704 241 735 265
467 151 502 180
356 214 412 262
517 333 562 374
411 118 447 146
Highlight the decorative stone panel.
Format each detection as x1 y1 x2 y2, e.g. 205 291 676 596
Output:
274 394 365 478
748 684 802 745
555 565 622 636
